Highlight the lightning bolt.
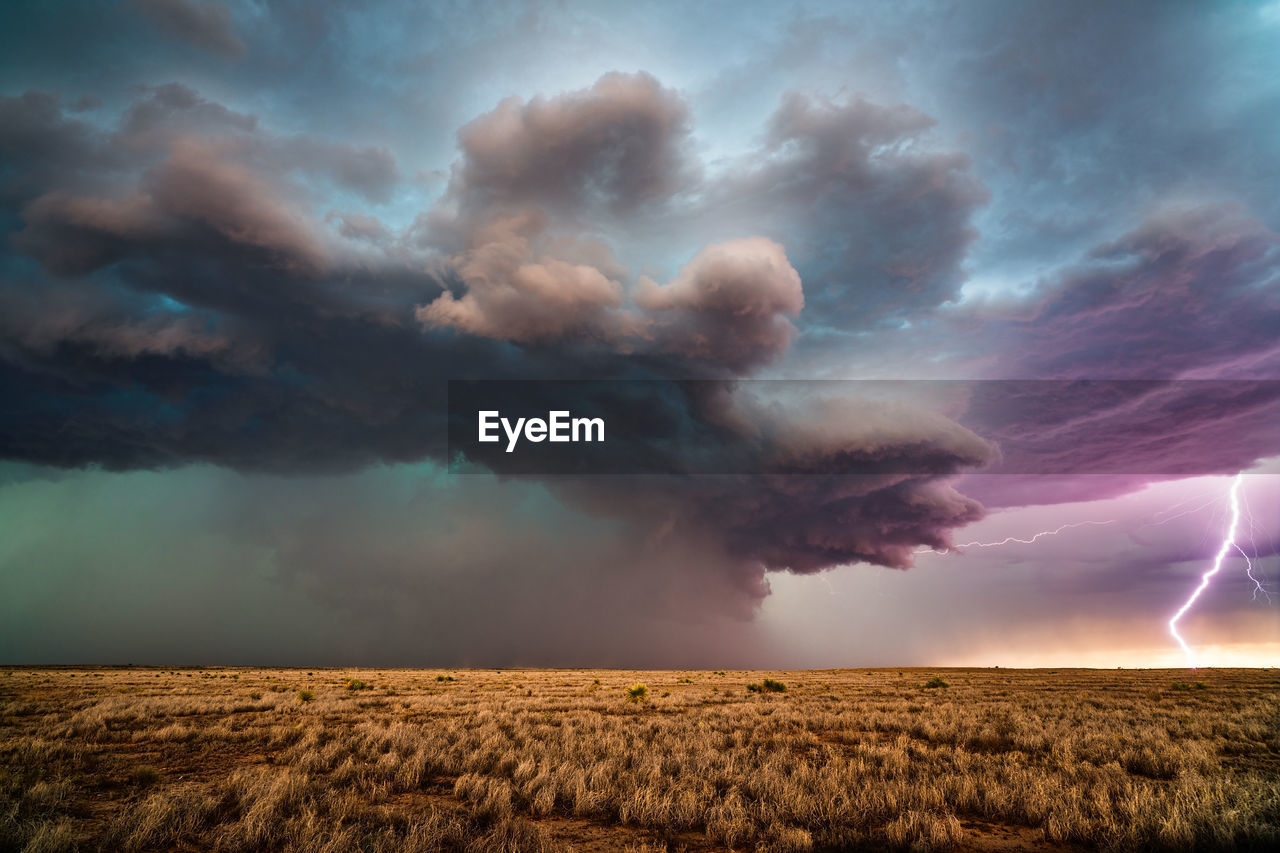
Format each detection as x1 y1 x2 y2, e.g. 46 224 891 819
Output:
1139 493 1222 529
913 473 1272 666
915 519 1115 555
1238 485 1274 603
1168 472 1244 668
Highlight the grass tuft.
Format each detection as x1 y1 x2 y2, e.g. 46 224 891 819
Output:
748 678 787 694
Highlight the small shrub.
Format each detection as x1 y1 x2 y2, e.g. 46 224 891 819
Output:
248 690 262 700
436 674 454 682
297 689 314 702
922 676 949 689
748 679 787 694
345 678 370 691
626 684 648 702
1169 681 1209 691
129 766 160 787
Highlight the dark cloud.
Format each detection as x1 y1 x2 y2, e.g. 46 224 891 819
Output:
0 76 1002 595
0 92 127 206
1007 205 1280 380
561 470 986 578
128 0 246 59
454 381 995 578
0 277 264 373
118 84 400 203
698 92 989 329
949 205 1280 507
14 137 329 275
964 385 1280 478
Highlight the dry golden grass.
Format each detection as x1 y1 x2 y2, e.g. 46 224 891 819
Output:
1 667 1277 851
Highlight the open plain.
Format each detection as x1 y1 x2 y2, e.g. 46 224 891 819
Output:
1 667 1277 852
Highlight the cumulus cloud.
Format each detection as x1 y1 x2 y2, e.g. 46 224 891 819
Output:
699 92 989 328
410 75 822 371
428 71 693 246
638 237 804 372
397 73 789 364
154 139 329 268
418 229 805 371
417 211 641 344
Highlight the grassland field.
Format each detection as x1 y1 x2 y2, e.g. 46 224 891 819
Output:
2 667 1278 852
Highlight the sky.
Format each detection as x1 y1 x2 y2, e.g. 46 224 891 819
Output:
1 0 1278 667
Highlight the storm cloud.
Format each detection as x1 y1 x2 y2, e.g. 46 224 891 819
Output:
0 66 1005 624
1 0 1278 665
